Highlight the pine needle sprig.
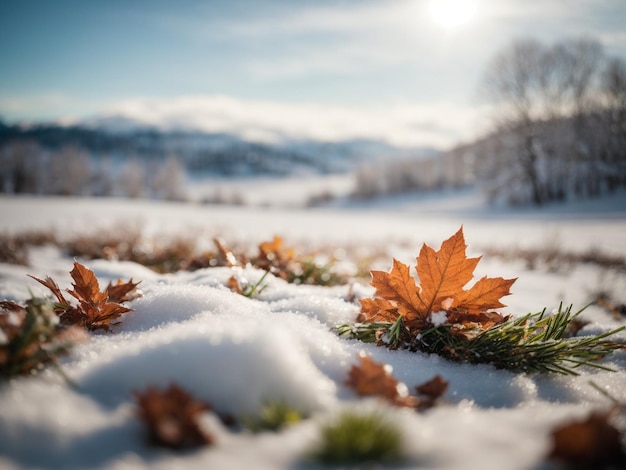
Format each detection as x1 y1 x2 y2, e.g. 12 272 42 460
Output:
335 321 395 344
335 304 625 375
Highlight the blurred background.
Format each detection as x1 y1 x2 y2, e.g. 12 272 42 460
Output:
1 0 625 208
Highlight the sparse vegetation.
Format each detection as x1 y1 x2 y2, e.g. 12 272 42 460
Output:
310 410 406 466
0 297 86 380
241 400 305 433
337 227 625 374
1 223 625 468
0 229 58 265
480 243 626 273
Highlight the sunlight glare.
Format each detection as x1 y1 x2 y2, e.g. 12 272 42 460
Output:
430 0 477 29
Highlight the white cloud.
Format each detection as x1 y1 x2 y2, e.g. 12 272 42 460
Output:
245 41 410 80
213 0 427 38
173 0 447 80
100 94 488 148
0 93 71 114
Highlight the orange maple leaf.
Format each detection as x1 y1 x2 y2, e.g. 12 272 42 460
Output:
359 227 516 331
254 236 296 280
258 236 295 261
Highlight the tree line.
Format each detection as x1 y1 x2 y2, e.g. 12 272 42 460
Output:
477 37 626 205
0 141 186 200
351 36 626 206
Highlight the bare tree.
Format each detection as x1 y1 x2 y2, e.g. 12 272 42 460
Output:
600 57 626 189
482 39 546 205
92 156 115 197
0 141 44 194
117 157 147 198
479 36 623 206
353 165 385 199
49 146 93 196
561 38 604 196
151 155 186 201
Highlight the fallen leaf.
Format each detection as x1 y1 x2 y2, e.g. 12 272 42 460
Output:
415 375 448 410
359 227 516 333
135 384 215 450
357 297 400 324
30 261 139 331
346 352 418 408
548 410 625 467
254 236 295 280
226 275 243 295
26 275 71 310
66 262 133 331
213 238 242 267
106 279 142 303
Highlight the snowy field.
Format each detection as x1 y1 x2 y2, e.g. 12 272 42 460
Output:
0 190 625 469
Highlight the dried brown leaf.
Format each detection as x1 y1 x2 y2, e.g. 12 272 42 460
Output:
65 262 132 331
346 352 418 408
226 275 243 295
254 236 294 280
548 410 625 467
67 261 109 306
27 275 71 310
415 375 448 410
30 261 137 331
213 238 242 267
135 384 215 450
259 236 293 260
105 279 142 303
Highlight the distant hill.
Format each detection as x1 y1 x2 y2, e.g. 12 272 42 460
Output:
0 117 438 177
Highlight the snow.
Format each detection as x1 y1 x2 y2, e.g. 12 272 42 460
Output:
185 173 355 207
0 191 625 469
430 311 448 326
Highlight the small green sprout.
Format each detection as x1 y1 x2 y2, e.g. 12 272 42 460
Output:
310 409 406 466
242 270 270 298
241 400 304 432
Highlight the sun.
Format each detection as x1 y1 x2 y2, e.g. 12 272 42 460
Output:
430 0 477 29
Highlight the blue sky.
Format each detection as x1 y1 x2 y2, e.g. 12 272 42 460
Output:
1 0 625 148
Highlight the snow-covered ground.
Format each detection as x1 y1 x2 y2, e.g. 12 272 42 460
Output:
185 173 355 207
0 189 625 469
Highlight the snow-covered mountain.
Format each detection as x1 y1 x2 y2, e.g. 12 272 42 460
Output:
0 116 438 177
